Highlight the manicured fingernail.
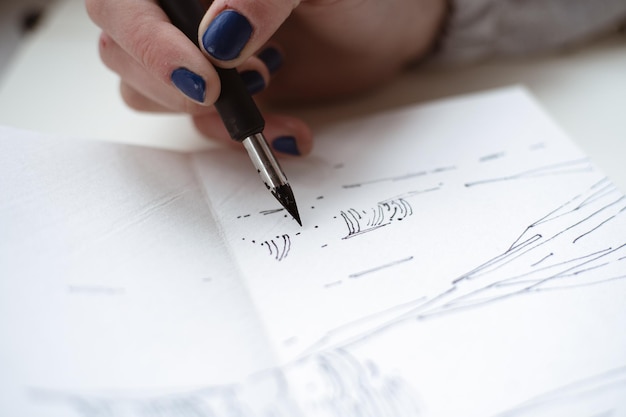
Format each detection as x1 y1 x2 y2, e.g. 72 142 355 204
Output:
202 10 252 61
240 70 265 95
171 68 206 103
258 47 283 74
272 136 300 156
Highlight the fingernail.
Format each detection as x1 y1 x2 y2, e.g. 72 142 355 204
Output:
272 136 300 156
171 68 206 103
240 70 265 95
202 10 252 61
258 47 283 74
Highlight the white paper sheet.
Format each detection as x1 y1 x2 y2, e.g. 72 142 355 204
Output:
0 129 277 415
1 87 625 416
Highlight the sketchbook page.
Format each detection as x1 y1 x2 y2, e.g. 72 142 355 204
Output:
0 127 277 416
192 87 626 416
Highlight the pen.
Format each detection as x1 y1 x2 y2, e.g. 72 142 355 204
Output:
158 0 302 226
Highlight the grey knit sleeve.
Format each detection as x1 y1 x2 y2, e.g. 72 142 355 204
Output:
432 0 626 64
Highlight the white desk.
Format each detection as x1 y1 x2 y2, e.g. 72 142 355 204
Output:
1 0 625 191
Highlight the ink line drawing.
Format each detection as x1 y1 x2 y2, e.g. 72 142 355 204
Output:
493 366 626 417
479 152 506 162
7 89 626 417
260 208 284 216
341 198 413 240
261 234 292 261
349 256 415 279
342 166 455 189
304 178 626 353
464 158 593 187
24 171 626 417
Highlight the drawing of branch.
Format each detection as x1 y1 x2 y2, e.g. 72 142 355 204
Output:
342 166 455 189
306 178 626 352
465 158 593 187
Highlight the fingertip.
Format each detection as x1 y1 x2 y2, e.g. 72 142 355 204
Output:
200 9 253 63
265 115 314 157
270 134 313 157
240 70 266 96
192 112 314 157
257 46 283 75
271 136 301 156
197 1 295 67
236 55 272 96
169 64 220 107
171 67 207 104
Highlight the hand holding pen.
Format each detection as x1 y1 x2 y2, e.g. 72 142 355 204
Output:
85 0 446 154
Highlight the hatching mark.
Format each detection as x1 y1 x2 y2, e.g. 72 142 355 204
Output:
261 234 292 261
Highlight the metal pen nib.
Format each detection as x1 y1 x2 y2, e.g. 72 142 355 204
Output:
242 133 302 226
157 0 301 226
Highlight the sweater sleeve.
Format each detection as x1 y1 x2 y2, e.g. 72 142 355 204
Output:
432 0 626 64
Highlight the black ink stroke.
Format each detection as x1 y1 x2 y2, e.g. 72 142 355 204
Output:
27 172 626 417
465 158 593 187
306 178 626 352
349 256 414 279
479 152 506 162
340 198 413 239
261 234 292 261
342 166 455 189
260 208 284 215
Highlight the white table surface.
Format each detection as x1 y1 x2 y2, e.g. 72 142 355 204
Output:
0 0 625 192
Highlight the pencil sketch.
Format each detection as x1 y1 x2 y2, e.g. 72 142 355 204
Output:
305 177 626 352
348 256 415 279
30 349 420 417
494 366 626 417
465 158 593 187
478 151 506 162
342 166 455 189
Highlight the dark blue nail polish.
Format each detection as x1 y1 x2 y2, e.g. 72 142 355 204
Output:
171 68 206 103
258 47 283 74
240 70 265 95
272 136 300 156
202 10 252 61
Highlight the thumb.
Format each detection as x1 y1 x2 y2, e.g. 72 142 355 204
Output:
198 0 300 67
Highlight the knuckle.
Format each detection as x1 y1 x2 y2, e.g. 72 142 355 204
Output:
131 24 169 80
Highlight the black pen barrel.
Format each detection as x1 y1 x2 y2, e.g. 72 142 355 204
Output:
158 0 265 142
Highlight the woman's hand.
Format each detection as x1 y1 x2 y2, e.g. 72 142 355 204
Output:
86 0 446 156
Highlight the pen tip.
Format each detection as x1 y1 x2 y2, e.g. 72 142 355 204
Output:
273 184 302 226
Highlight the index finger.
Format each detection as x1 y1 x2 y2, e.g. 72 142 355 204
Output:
197 0 301 67
86 0 221 105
